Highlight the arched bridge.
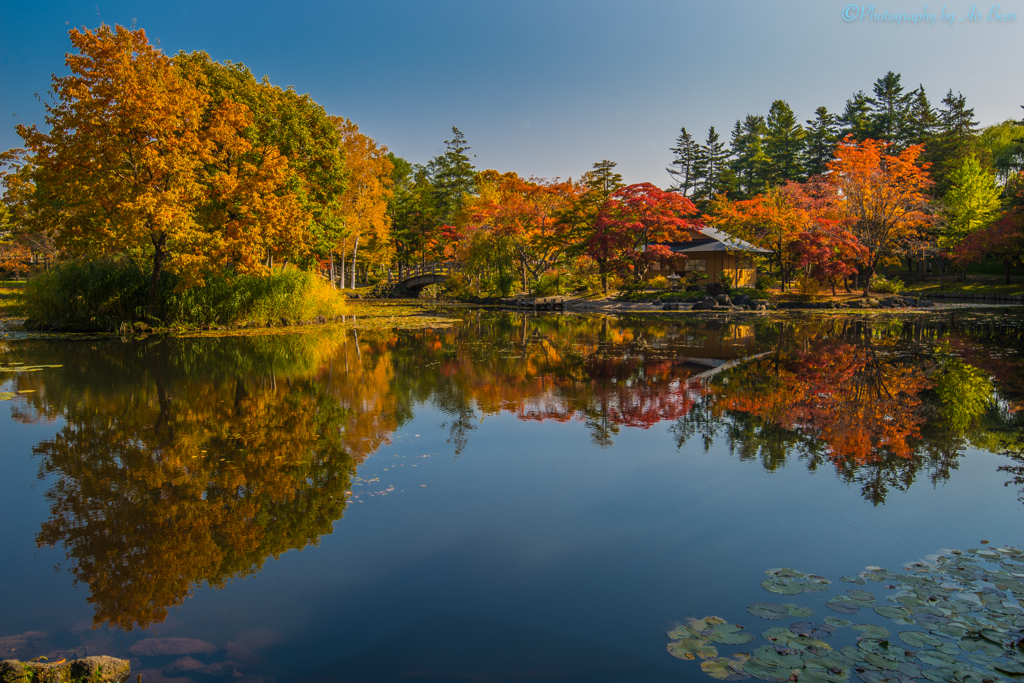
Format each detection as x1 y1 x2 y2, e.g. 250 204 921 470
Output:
374 261 461 296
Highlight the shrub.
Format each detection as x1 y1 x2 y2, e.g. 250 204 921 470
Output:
870 274 906 294
23 260 346 330
649 275 669 290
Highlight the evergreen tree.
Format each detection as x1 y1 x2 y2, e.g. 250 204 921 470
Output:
694 126 734 205
582 159 625 197
666 127 700 197
931 91 981 196
906 86 939 148
840 91 873 142
866 71 914 149
427 126 477 225
805 106 839 177
765 99 808 184
730 115 770 198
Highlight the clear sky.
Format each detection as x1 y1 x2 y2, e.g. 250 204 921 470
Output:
1 0 1021 184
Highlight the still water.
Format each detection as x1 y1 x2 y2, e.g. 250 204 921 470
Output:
1 311 1022 683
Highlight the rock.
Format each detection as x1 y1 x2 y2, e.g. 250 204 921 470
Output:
314 315 326 324
685 285 703 292
163 656 205 675
0 656 130 683
692 297 719 311
0 633 46 660
346 292 362 300
706 282 726 297
919 299 934 307
714 294 731 305
199 661 244 678
756 304 767 311
129 638 217 657
278 317 290 326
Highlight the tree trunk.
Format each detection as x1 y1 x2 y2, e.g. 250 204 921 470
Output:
339 241 346 290
862 265 874 297
330 253 336 289
1006 259 1012 285
350 234 360 290
148 231 167 311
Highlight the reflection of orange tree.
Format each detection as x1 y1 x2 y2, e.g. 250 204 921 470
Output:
709 338 930 464
11 331 403 631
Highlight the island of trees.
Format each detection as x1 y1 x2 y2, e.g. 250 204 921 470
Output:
1 24 1022 328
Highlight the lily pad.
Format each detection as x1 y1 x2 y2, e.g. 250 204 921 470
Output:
751 645 805 669
851 624 891 639
845 590 876 603
915 650 957 667
958 636 1003 656
857 672 916 683
824 618 852 628
897 630 941 648
762 627 797 646
827 599 861 615
864 653 901 670
668 637 719 661
747 603 813 620
790 622 836 639
702 654 751 680
708 623 755 645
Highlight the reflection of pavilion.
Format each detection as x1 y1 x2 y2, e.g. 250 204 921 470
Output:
663 322 757 361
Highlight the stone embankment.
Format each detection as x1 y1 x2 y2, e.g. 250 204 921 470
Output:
0 656 130 683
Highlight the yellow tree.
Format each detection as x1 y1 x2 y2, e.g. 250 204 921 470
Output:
330 117 394 288
4 25 306 307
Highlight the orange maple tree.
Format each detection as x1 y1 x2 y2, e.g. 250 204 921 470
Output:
827 137 934 294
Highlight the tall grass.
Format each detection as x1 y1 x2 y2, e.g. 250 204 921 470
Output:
23 260 346 331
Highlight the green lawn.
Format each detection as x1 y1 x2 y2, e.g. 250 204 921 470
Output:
895 276 1024 296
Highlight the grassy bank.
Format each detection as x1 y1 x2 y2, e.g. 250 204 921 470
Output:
0 281 27 318
20 261 347 331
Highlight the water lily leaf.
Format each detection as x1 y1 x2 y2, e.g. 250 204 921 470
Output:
791 636 832 651
851 624 891 639
841 646 868 663
742 658 779 680
791 622 837 639
752 645 805 669
802 658 851 683
746 602 809 621
824 618 852 628
864 653 900 670
857 671 917 683
842 576 867 585
935 643 961 657
762 628 797 646
846 590 876 603
709 623 755 645
827 599 861 615
994 661 1024 676
762 577 809 595
667 637 718 661
897 631 941 648
896 662 922 678
702 654 751 680
958 636 1003 656
915 650 957 667
0 392 14 401
874 605 912 621
921 666 960 683
934 623 968 638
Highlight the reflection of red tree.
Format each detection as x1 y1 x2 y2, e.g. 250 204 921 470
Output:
712 340 932 464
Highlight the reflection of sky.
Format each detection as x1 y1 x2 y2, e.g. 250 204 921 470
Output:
2 390 1022 680
2 0 1022 184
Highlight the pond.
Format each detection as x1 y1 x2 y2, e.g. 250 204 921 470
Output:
1 310 1023 683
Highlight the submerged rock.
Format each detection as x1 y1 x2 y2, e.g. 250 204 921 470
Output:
128 637 217 657
0 656 130 683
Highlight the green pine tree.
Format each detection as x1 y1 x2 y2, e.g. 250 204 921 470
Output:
866 71 914 149
666 127 700 197
765 99 808 184
840 91 873 142
730 115 770 198
428 126 478 225
805 106 839 177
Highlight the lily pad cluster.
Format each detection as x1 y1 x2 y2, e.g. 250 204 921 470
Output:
0 363 60 400
667 545 1024 683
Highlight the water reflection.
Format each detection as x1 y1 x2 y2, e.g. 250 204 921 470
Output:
2 312 1022 632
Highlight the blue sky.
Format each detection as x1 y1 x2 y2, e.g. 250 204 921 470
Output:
1 0 1021 184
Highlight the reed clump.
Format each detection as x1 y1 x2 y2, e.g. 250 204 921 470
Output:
22 260 346 331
